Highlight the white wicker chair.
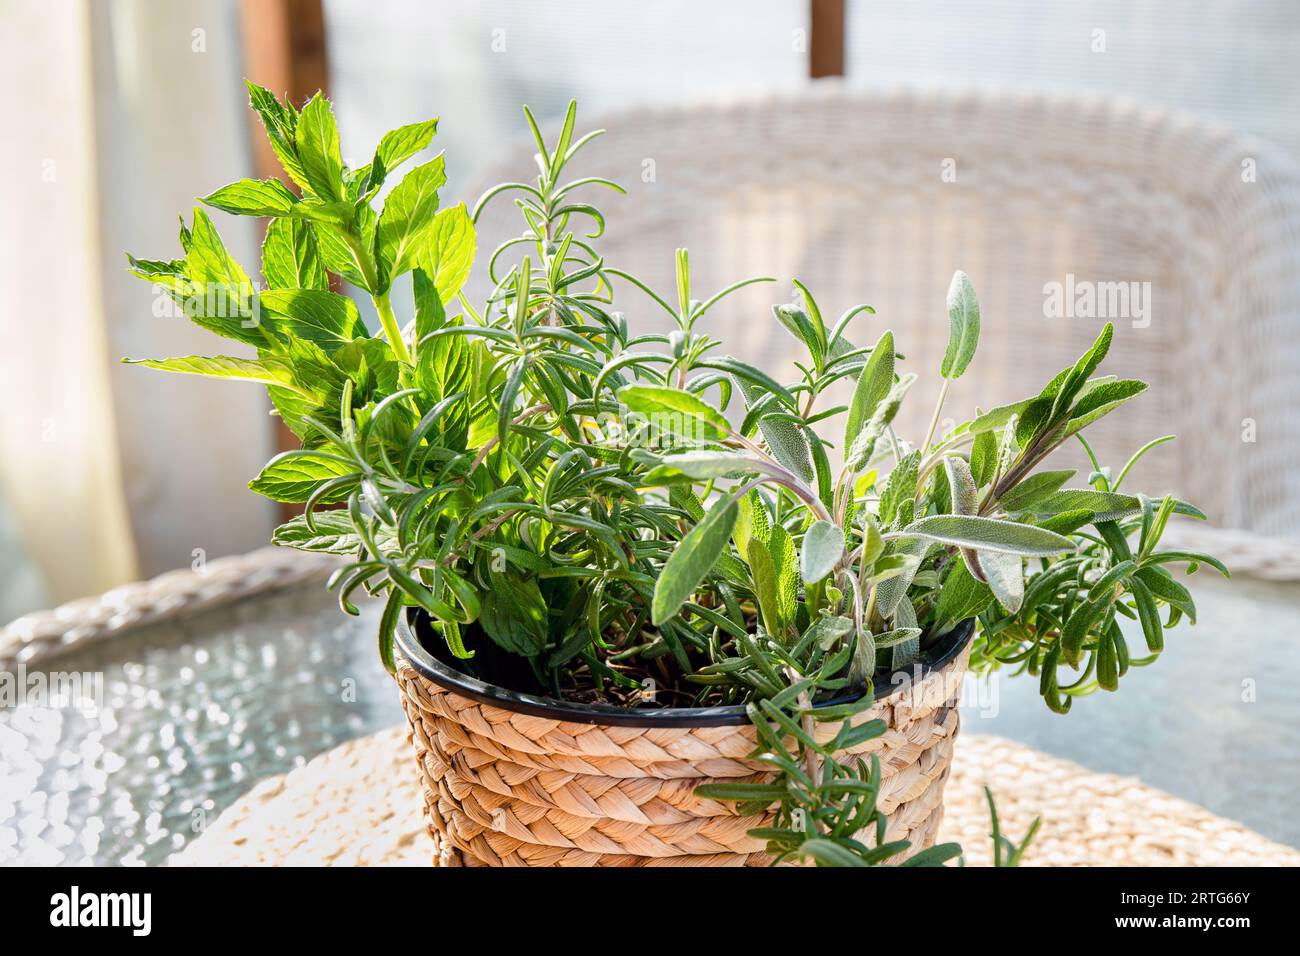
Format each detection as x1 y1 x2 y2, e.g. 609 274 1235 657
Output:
464 84 1300 540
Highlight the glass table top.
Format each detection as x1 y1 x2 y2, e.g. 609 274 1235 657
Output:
1 570 1296 866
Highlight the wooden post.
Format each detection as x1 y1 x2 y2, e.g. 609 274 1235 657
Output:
238 0 331 518
810 0 846 78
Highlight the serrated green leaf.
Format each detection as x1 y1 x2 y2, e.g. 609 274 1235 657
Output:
123 354 311 394
246 82 309 191
203 178 300 218
417 203 475 303
295 93 344 201
313 207 376 290
249 451 355 502
160 210 265 347
262 217 327 291
376 119 438 172
272 512 361 553
377 156 447 281
186 207 253 290
258 288 365 348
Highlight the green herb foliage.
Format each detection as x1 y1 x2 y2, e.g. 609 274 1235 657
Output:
129 90 1225 866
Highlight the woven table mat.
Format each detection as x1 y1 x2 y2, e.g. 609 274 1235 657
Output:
171 728 1299 867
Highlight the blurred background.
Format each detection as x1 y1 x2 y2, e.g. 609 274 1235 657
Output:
5 0 1300 621
3 0 1300 867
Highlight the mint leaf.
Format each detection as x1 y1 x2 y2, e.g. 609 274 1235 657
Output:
313 211 375 289
294 93 344 201
186 208 252 290
246 82 309 190
202 178 299 218
417 203 475 303
123 354 312 395
377 119 438 172
272 512 362 553
258 288 365 349
377 155 447 284
249 451 355 502
262 218 327 291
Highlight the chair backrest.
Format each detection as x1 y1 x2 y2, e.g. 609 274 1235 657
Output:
464 84 1300 535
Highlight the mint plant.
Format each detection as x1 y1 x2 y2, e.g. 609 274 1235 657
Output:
128 88 1226 866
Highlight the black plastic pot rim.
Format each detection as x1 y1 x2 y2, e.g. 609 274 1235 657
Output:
394 611 975 729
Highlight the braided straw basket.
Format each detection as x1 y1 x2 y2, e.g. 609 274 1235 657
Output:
393 614 975 867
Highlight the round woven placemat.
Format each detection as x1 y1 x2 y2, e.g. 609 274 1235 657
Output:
171 727 1299 867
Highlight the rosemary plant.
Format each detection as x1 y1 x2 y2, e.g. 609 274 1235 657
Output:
128 89 1226 867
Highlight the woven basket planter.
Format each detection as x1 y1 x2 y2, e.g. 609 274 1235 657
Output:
393 614 975 867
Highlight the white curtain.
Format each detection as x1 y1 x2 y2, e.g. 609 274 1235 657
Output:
0 0 276 620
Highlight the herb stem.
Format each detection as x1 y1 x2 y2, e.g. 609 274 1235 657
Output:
920 376 952 458
374 290 413 366
338 226 414 368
